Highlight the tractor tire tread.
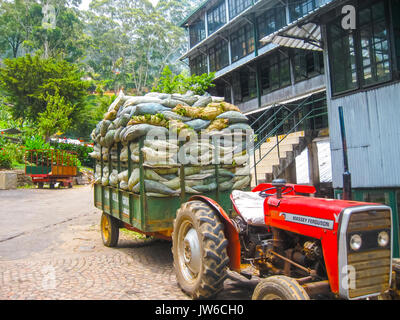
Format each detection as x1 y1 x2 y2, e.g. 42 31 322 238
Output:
252 275 310 300
173 200 229 300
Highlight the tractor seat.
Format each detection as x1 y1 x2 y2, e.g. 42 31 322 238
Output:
231 190 266 226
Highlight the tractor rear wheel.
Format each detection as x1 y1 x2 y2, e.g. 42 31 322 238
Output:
172 201 229 299
252 276 310 300
101 213 119 248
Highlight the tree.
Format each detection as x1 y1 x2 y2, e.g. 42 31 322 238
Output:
37 90 75 141
0 0 86 62
0 54 88 123
0 0 42 58
153 66 215 95
84 0 203 94
31 0 86 61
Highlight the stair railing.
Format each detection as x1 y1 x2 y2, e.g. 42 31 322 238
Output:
251 94 327 185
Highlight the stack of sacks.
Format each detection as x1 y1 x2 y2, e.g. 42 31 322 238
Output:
90 91 253 197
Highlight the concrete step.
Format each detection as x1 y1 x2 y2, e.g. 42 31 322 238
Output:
254 151 286 162
251 131 309 186
259 144 294 153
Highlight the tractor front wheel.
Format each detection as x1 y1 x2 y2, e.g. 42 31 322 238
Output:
252 276 310 300
172 201 229 299
101 213 119 248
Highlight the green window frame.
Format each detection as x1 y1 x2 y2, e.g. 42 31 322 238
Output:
209 41 229 72
230 24 255 62
326 0 394 96
190 54 208 76
228 0 252 19
189 19 206 48
327 17 358 95
359 1 391 85
260 50 291 94
289 0 316 22
293 49 325 82
239 68 257 102
207 1 227 35
393 0 400 70
256 5 286 46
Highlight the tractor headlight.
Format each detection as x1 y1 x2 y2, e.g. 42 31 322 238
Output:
378 231 390 248
350 234 362 251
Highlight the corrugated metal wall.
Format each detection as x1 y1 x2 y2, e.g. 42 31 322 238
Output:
328 82 400 189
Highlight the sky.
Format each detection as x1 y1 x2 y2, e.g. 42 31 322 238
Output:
79 0 159 10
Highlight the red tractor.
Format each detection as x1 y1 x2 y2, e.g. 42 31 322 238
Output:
172 179 399 300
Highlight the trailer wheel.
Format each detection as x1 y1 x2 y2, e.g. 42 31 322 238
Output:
252 276 310 300
172 201 229 299
101 213 119 248
38 183 44 189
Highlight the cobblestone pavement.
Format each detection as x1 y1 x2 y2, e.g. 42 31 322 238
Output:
0 187 255 300
0 235 255 300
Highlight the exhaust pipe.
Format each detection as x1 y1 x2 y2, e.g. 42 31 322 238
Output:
338 106 352 200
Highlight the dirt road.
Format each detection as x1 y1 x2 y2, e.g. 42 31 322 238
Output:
0 186 255 300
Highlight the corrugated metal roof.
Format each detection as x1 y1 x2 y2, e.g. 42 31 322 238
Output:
260 0 339 51
179 0 268 61
179 0 209 27
261 22 323 51
245 87 326 116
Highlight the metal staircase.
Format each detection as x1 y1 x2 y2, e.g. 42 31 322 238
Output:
249 92 328 186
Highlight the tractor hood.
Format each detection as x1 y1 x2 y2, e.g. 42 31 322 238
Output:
265 195 379 233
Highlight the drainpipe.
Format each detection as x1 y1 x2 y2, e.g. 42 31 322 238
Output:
252 12 261 109
338 106 352 201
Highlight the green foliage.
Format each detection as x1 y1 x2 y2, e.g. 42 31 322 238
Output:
84 0 203 94
185 73 216 95
67 94 114 141
0 0 85 62
0 149 12 169
0 136 25 169
37 91 75 140
0 54 89 123
24 135 50 151
50 141 94 168
152 66 215 95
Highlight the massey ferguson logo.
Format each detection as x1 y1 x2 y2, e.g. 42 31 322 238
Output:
280 213 335 230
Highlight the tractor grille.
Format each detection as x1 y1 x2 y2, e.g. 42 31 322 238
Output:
346 210 392 299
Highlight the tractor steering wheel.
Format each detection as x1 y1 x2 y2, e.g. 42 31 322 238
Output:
259 186 294 198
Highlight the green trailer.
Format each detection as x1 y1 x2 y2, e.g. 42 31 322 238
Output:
94 136 247 243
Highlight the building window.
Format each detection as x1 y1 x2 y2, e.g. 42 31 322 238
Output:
207 1 227 35
231 24 255 62
260 50 291 94
293 49 324 82
189 19 206 48
326 0 392 96
228 0 252 19
256 5 286 46
190 54 208 75
327 17 358 95
393 0 400 69
289 0 316 22
359 1 391 85
239 68 257 102
209 41 229 72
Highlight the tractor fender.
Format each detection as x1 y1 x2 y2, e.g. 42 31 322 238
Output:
189 196 241 273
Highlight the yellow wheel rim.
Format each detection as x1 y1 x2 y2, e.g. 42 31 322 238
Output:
101 215 111 242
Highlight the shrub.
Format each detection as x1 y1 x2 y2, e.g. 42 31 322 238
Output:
0 148 12 169
24 135 50 151
50 141 94 168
